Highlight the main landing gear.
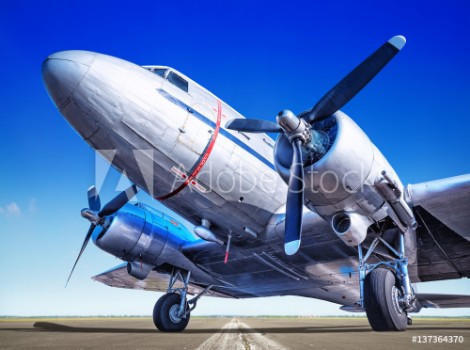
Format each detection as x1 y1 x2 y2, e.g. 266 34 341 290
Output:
153 268 212 332
153 292 190 332
357 231 416 331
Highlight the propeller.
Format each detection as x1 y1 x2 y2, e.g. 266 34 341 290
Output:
304 35 406 124
224 119 281 133
284 138 304 255
65 184 139 287
226 35 406 255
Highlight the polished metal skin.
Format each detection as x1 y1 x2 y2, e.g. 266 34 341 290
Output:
43 51 285 242
42 47 470 317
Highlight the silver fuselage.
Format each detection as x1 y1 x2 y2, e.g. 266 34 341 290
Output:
43 51 292 241
42 50 402 243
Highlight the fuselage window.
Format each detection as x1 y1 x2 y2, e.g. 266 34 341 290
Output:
167 71 189 93
153 68 167 77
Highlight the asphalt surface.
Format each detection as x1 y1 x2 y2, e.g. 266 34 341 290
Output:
1 317 469 349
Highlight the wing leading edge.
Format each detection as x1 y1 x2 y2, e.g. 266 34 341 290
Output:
92 263 232 298
408 174 470 240
416 293 470 310
406 174 470 283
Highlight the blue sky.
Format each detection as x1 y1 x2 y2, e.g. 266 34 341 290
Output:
0 1 469 316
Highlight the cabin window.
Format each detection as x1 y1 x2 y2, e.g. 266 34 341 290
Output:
167 71 189 93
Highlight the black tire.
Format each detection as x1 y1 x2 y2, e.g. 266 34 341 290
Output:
364 268 408 331
153 293 190 332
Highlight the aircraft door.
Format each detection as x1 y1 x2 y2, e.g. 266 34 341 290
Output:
176 101 211 156
156 71 211 173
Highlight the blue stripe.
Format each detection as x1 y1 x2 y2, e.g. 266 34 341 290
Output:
158 89 276 170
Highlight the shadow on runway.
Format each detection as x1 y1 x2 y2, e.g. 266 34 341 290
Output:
0 322 464 335
32 322 157 333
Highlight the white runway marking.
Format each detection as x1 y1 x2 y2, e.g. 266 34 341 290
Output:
194 318 288 350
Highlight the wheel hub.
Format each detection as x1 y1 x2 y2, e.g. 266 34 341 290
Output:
169 304 183 323
391 285 405 315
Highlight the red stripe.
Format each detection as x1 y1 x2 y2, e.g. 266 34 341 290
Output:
157 100 222 200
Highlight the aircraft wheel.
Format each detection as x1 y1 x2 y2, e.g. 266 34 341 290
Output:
153 293 190 332
364 267 408 331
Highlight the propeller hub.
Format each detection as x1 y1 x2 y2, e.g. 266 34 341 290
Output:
276 110 300 132
81 208 100 225
276 110 311 144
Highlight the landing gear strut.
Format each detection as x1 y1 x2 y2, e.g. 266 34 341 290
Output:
153 268 214 332
357 231 416 331
153 269 192 332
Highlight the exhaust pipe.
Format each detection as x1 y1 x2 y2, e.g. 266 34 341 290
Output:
332 212 372 246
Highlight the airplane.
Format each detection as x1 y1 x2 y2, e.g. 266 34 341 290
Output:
42 35 470 332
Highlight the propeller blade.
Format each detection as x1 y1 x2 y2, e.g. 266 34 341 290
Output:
284 139 304 255
305 35 406 124
65 223 96 287
226 118 282 133
87 186 101 212
99 184 138 217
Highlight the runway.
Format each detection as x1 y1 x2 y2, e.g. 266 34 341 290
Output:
1 317 469 349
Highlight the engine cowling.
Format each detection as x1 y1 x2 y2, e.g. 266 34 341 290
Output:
274 111 403 245
92 202 216 284
93 203 168 263
275 111 375 204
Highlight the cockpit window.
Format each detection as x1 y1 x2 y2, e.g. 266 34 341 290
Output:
153 68 167 77
167 71 189 93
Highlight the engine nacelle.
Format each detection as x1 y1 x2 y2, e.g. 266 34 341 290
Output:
275 111 379 204
274 111 405 244
93 203 168 264
92 202 213 282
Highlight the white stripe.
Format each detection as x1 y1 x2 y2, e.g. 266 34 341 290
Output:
194 318 288 350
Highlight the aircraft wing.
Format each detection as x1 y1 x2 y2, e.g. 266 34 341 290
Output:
92 263 232 298
92 175 470 305
409 174 470 239
408 174 470 281
416 293 470 309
